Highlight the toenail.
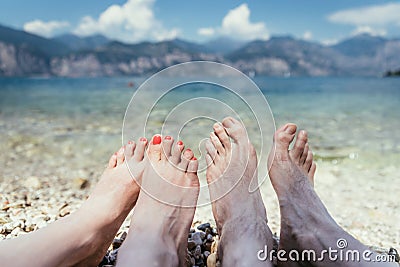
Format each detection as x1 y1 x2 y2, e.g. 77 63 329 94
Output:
192 157 197 160
185 148 192 153
128 140 133 144
165 136 172 140
285 125 296 134
153 135 162 145
177 140 183 146
140 137 147 142
301 130 307 136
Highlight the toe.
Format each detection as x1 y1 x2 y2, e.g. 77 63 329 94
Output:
171 140 184 165
162 135 174 160
299 143 309 164
108 153 117 168
221 117 247 143
205 139 217 160
205 153 214 166
213 122 231 150
133 137 147 161
210 132 224 155
148 135 162 161
125 141 136 160
187 157 198 173
272 123 297 160
304 149 313 172
116 146 125 165
308 162 317 186
291 130 308 161
179 149 194 170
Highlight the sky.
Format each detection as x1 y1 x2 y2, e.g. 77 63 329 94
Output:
1 0 400 45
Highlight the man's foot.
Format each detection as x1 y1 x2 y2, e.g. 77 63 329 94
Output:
206 117 273 266
117 135 200 267
76 138 147 266
268 124 389 266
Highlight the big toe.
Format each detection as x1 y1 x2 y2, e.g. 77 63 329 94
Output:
221 117 247 143
147 135 162 161
271 123 297 161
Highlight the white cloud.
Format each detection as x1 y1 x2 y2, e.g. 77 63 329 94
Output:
351 26 386 37
73 0 179 42
328 2 400 26
198 4 269 40
302 31 313 40
24 20 70 38
197 27 215 37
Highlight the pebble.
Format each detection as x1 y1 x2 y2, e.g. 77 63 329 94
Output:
10 227 21 236
188 240 196 250
73 178 89 189
206 234 213 242
207 253 217 267
191 232 203 246
23 177 41 189
3 223 14 233
203 251 210 259
194 245 202 259
197 223 210 231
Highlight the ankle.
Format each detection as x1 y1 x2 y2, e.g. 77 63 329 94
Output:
218 218 274 266
219 217 272 249
121 230 179 266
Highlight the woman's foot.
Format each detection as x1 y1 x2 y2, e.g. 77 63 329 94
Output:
117 135 200 267
76 138 147 266
206 117 273 266
0 139 147 267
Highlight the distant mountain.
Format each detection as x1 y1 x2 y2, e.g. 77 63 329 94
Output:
50 39 220 76
53 34 110 51
204 37 245 54
332 34 387 57
226 36 344 76
226 35 400 76
170 38 210 53
0 24 69 57
1 23 400 77
0 24 70 76
89 39 212 63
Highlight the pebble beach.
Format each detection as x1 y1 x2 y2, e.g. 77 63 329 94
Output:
0 77 399 266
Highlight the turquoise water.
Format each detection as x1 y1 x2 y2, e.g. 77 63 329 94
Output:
0 76 399 174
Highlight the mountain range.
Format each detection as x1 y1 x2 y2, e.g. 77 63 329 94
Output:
0 24 399 77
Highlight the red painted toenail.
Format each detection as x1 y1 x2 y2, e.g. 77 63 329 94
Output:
140 137 147 142
177 140 183 145
165 136 172 140
153 135 162 145
128 140 133 144
192 157 197 160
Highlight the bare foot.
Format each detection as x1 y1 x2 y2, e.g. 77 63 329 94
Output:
206 117 273 266
117 135 200 267
76 138 147 266
0 139 146 267
268 124 393 266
